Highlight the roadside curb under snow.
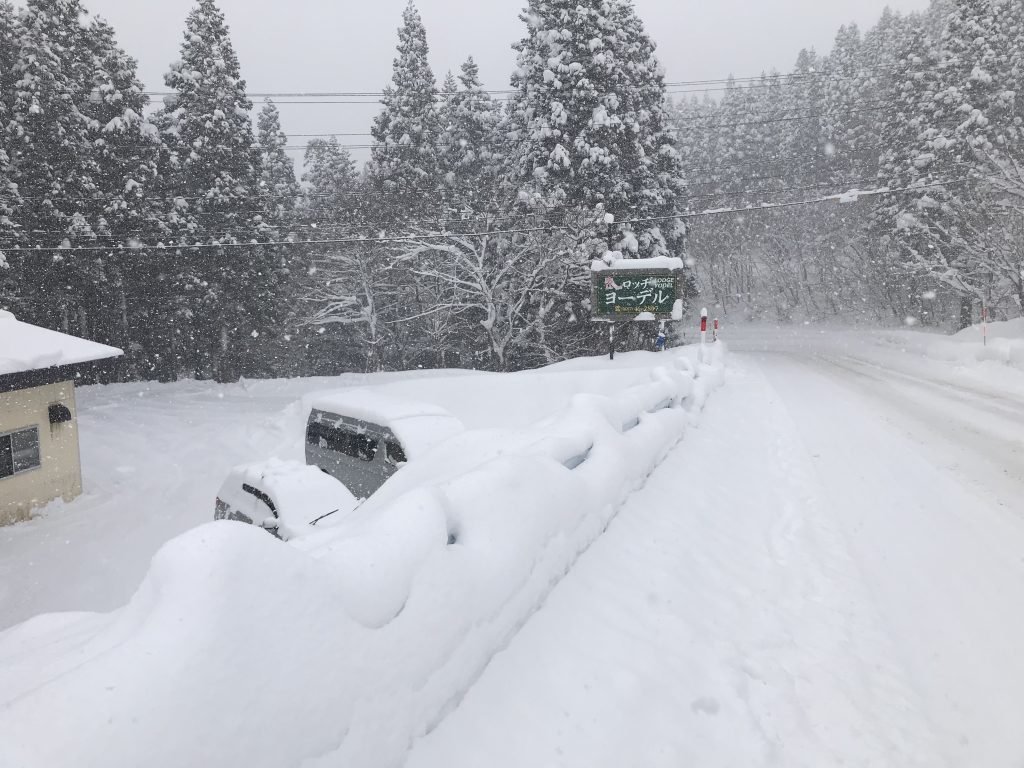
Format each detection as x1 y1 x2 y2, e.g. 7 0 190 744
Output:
0 344 727 768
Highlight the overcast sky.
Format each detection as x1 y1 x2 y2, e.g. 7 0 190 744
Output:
70 0 930 164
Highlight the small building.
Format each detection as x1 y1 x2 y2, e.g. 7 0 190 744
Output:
0 311 122 525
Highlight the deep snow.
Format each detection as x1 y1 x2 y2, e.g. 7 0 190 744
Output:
406 341 1024 767
2 321 1024 768
0 344 724 768
0 361 672 629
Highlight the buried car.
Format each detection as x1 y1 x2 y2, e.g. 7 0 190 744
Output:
304 389 465 499
214 459 359 541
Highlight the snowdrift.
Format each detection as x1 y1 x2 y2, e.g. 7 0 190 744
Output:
944 318 1024 371
0 345 726 768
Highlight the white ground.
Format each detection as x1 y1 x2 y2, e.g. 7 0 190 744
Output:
407 327 1024 767
0 363 658 629
2 324 1024 767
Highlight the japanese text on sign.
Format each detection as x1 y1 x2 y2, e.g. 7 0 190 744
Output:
592 273 678 318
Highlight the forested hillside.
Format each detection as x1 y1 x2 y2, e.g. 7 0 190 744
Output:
1 0 1021 382
674 0 1024 327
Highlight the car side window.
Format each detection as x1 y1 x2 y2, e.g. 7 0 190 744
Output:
385 440 407 465
307 419 380 463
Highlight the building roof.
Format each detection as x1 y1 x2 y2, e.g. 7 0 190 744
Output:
0 311 123 377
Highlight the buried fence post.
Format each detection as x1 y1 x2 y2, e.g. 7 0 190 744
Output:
982 305 988 347
609 323 616 361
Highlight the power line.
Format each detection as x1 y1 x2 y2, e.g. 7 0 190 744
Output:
2 146 896 206
266 100 885 149
5 74 900 158
626 178 973 225
4 97 891 157
18 64 909 101
0 179 974 254
131 66 908 100
1 173 887 244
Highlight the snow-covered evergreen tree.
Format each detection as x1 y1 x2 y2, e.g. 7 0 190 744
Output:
823 24 877 184
76 16 162 370
925 0 955 42
0 2 18 304
1000 0 1024 123
256 99 300 224
887 0 1020 323
705 78 751 202
936 0 1016 158
156 0 281 380
507 0 684 260
297 137 367 369
0 1 19 250
302 137 360 226
5 0 103 334
872 21 964 310
437 57 503 217
367 1 443 224
949 0 1024 316
669 94 716 194
782 49 829 187
157 0 261 242
503 0 687 358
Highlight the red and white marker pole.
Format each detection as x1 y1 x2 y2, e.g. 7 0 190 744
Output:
713 318 719 343
700 307 708 346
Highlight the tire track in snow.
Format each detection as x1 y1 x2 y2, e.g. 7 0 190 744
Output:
757 350 1024 767
405 356 938 768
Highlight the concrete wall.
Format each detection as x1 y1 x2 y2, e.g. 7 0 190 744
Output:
0 381 82 526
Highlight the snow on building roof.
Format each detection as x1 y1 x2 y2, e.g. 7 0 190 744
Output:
0 310 123 377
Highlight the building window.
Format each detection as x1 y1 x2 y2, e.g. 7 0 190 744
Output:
0 426 41 479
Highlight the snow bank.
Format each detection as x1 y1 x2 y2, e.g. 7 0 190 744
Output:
0 345 727 768
725 322 1024 398
944 318 1024 371
0 310 122 376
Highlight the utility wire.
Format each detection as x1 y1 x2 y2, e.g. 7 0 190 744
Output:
2 173 886 243
130 65 908 100
0 179 974 254
0 98 895 159
2 139 896 204
26 63 910 96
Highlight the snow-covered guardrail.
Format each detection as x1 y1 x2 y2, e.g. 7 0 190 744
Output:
0 344 726 768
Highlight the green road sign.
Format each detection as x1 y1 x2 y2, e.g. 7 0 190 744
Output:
591 269 681 320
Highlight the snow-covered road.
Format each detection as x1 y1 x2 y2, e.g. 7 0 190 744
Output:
3 328 1023 767
406 348 1024 767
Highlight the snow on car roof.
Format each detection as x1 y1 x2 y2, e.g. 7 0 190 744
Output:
0 310 123 377
306 388 464 458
